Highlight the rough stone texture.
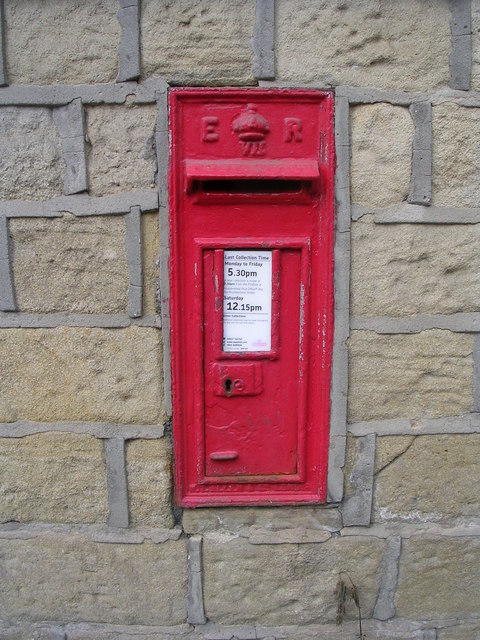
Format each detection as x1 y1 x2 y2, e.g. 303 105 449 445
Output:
438 623 480 640
351 216 480 316
4 0 120 85
0 534 187 625
0 432 107 524
433 103 480 207
373 435 480 522
0 107 64 200
183 506 342 535
350 104 414 207
374 435 415 475
396 536 480 619
126 438 173 528
348 330 474 422
86 104 157 197
141 0 255 85
142 212 159 316
0 327 165 424
10 215 128 314
203 535 385 625
276 0 451 91
471 0 480 92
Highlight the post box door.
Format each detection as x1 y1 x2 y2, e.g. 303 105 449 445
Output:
203 246 306 480
169 88 335 507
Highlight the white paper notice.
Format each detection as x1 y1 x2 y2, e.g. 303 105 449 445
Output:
223 250 272 352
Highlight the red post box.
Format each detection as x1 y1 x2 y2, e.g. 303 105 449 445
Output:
169 88 335 507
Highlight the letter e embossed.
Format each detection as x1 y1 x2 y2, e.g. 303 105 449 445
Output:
201 116 220 142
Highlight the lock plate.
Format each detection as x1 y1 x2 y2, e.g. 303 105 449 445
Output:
211 362 263 397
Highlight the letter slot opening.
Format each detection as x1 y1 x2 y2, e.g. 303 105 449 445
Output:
193 178 304 195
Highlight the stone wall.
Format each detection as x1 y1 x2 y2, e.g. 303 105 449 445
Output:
0 0 480 638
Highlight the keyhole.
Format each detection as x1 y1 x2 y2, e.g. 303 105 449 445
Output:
224 378 232 394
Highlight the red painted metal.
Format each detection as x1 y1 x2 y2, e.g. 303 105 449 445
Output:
169 88 335 507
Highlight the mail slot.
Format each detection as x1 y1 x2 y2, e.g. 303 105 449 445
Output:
169 88 335 507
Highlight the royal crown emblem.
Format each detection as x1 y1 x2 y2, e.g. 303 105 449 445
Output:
232 104 270 142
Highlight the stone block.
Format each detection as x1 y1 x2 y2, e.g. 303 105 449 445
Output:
86 104 157 197
276 0 450 91
0 107 64 200
350 104 413 207
438 623 480 640
10 215 128 314
0 327 166 424
373 434 480 522
0 432 107 524
432 103 480 207
0 533 187 625
396 536 480 619
348 330 474 422
141 0 255 85
4 0 120 84
126 438 174 528
351 216 480 316
182 506 342 535
202 534 384 625
142 211 159 316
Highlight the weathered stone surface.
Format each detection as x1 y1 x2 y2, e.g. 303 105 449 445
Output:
351 216 480 316
0 107 64 200
348 330 474 422
0 534 187 625
471 0 480 92
396 536 480 619
203 534 384 624
141 0 254 85
183 506 342 535
276 0 451 91
350 105 413 207
126 438 173 528
432 104 480 207
10 215 128 314
374 435 415 475
86 104 157 197
438 623 480 640
142 212 159 316
4 0 120 85
0 327 165 424
0 432 107 524
373 435 480 522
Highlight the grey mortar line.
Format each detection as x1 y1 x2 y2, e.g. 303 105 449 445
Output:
155 87 172 417
352 202 480 224
0 0 6 87
105 437 129 528
351 313 480 334
0 312 160 328
334 93 351 233
327 92 351 503
0 190 158 217
125 206 143 318
341 520 480 538
341 433 375 527
373 536 402 621
53 98 88 195
408 102 432 206
252 0 275 80
0 215 15 311
0 521 182 544
187 535 207 625
0 78 169 106
473 334 480 411
348 412 480 437
0 420 167 439
116 0 140 83
449 0 472 91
